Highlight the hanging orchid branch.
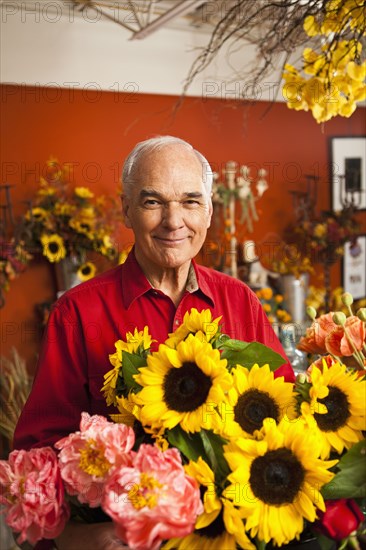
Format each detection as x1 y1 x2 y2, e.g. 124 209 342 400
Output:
181 0 366 122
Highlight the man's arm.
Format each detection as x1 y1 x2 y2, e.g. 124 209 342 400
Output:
13 299 90 450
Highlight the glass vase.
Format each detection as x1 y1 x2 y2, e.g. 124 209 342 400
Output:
280 273 309 325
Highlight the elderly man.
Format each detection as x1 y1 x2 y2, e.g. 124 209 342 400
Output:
14 136 293 549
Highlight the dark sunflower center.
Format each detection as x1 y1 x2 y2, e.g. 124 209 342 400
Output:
163 362 212 412
81 223 91 231
314 385 350 431
250 447 305 504
196 510 225 539
48 242 59 254
81 265 91 275
234 388 280 434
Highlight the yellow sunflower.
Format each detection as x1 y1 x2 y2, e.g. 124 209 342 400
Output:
300 362 366 459
102 327 153 406
74 186 94 199
69 218 95 238
77 261 96 282
25 207 48 222
53 203 76 217
134 334 232 432
79 207 95 218
98 234 115 257
163 508 252 550
219 364 297 439
165 308 222 348
223 418 338 546
109 394 141 427
38 183 56 197
40 233 66 263
173 457 254 550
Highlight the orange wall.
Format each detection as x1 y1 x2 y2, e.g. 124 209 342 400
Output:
1 84 365 373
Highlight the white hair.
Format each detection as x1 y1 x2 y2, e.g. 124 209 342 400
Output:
122 136 213 199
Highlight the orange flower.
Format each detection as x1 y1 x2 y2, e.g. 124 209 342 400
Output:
261 287 273 300
325 316 366 357
298 312 337 354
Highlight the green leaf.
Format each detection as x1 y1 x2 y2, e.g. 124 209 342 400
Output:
255 538 267 550
311 533 336 550
166 426 206 462
121 351 145 393
221 340 285 371
200 430 230 482
321 439 366 499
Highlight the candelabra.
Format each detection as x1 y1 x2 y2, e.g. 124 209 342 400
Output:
338 173 363 212
211 161 268 278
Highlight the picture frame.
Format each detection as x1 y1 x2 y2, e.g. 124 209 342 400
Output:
342 234 366 300
330 136 366 211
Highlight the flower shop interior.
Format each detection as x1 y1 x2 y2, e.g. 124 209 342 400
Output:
1 1 366 549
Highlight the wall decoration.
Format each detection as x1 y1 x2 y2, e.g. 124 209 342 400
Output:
330 137 366 211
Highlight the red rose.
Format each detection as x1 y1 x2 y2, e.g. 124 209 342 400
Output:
315 499 364 541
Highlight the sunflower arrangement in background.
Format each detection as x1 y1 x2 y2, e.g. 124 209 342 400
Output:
282 0 366 123
99 305 365 549
19 157 122 283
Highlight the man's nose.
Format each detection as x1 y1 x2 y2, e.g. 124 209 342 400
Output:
161 202 184 229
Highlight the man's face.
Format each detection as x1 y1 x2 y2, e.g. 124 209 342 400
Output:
122 145 213 273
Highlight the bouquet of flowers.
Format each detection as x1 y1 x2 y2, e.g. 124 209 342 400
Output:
283 210 360 266
18 158 122 281
263 242 314 279
0 307 365 549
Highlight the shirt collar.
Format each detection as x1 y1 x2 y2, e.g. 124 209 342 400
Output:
121 249 215 308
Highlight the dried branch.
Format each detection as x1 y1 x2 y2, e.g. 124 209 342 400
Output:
0 348 32 447
181 0 365 100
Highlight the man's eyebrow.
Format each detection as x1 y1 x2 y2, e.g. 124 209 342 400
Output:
139 189 204 199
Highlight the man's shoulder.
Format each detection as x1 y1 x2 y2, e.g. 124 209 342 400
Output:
55 264 124 309
195 263 252 291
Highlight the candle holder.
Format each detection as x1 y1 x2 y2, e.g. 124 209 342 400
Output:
338 173 363 212
211 161 268 278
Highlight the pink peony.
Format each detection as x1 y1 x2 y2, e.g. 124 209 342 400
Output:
55 412 135 507
0 447 69 545
102 444 203 550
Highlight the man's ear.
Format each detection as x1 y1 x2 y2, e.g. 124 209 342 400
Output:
206 202 213 229
121 195 132 229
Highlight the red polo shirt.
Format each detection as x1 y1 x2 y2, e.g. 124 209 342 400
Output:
14 250 293 450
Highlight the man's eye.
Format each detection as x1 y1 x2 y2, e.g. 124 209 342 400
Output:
183 199 201 208
143 199 161 208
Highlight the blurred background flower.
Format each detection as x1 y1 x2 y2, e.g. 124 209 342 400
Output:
255 286 292 325
0 238 31 308
18 158 122 284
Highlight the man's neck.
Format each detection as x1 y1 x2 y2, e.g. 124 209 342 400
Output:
136 255 192 307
